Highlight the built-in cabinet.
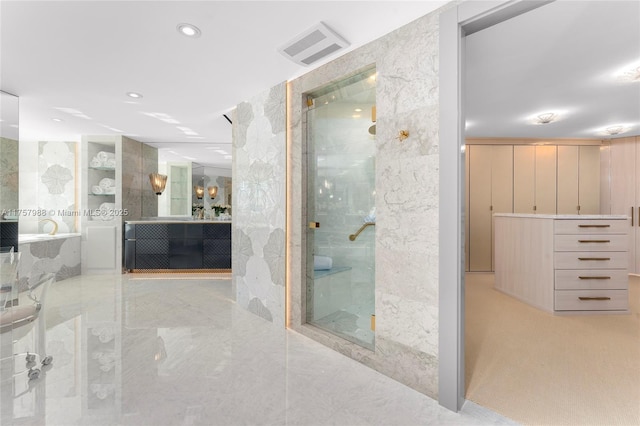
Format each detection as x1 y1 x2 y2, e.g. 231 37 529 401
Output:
494 214 629 314
157 162 192 217
465 145 513 271
466 140 602 272
81 136 122 274
513 145 557 214
609 136 640 274
557 145 601 215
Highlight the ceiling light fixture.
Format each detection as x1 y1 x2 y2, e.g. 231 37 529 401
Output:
613 61 640 82
604 125 630 136
52 118 63 122
177 23 201 38
536 112 557 124
126 92 143 99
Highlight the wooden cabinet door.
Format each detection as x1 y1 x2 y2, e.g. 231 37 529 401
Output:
578 145 600 214
465 144 470 271
468 145 493 271
557 145 579 214
491 145 513 270
513 146 535 214
610 136 637 272
535 145 557 214
635 136 640 273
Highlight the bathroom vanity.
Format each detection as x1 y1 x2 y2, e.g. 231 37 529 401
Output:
123 220 231 272
494 214 629 314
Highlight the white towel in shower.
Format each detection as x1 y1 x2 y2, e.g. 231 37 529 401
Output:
314 255 333 271
91 185 104 194
90 158 102 168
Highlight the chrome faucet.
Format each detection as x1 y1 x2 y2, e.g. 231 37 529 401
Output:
39 218 58 235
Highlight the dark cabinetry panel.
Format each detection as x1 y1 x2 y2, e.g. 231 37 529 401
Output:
125 222 231 271
0 221 18 252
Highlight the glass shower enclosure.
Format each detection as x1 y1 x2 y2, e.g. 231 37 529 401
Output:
305 67 376 349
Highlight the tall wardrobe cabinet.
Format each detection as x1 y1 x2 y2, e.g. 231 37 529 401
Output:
465 145 513 271
609 136 640 274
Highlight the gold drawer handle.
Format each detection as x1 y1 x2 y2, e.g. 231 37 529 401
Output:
578 224 610 228
578 240 610 243
578 296 611 301
578 257 611 261
578 276 611 280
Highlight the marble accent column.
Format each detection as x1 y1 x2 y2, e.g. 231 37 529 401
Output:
232 83 287 327
121 136 158 221
0 137 19 212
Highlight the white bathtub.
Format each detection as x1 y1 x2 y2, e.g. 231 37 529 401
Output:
18 233 81 244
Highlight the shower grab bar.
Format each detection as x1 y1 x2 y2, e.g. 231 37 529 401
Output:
349 222 375 241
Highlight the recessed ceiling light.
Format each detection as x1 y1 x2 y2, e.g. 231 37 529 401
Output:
126 92 143 99
354 108 362 112
177 23 201 38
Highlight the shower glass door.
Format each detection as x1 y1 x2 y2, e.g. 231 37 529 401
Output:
306 68 376 350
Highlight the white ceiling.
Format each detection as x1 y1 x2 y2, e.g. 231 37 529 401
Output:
2 1 638 171
0 0 447 168
465 0 640 139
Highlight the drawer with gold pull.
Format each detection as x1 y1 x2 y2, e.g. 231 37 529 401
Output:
554 289 628 311
554 234 628 251
554 251 628 270
554 219 628 235
554 269 629 290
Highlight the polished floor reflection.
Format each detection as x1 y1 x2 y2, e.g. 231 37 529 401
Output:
1 273 515 425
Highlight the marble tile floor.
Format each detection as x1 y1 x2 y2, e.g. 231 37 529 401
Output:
1 273 517 426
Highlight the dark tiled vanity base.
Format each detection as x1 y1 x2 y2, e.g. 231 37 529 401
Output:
124 222 231 271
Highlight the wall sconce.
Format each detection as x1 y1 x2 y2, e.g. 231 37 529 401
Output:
149 173 168 195
208 186 218 199
194 185 205 199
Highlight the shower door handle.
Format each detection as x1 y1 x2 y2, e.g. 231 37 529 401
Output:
349 222 375 241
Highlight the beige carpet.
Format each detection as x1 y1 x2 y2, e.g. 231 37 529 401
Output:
465 273 640 426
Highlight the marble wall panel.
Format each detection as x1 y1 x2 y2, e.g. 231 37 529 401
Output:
18 236 81 285
141 143 158 219
287 7 446 398
0 137 19 212
233 83 287 327
121 137 157 221
21 141 79 234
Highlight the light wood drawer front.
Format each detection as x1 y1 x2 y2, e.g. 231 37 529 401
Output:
554 219 628 235
555 289 628 311
554 234 628 251
554 252 628 269
554 269 629 290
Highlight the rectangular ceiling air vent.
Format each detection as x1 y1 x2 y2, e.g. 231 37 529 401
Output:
278 22 350 66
